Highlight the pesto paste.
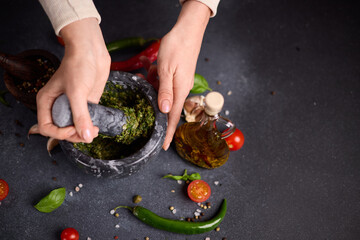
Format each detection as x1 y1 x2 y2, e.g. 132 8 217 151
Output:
74 82 155 160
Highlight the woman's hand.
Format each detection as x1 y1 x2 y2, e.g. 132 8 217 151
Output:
36 18 110 143
157 0 211 150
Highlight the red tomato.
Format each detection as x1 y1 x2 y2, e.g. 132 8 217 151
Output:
225 128 245 151
0 179 9 201
187 180 211 203
61 228 79 240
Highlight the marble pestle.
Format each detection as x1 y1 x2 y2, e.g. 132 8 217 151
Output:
52 94 127 137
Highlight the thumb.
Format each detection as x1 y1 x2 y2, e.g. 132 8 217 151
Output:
67 91 96 143
157 69 174 114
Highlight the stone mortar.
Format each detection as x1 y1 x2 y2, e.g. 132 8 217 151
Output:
59 71 167 178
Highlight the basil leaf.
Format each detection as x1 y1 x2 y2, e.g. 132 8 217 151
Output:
189 173 201 181
34 187 66 213
190 74 212 94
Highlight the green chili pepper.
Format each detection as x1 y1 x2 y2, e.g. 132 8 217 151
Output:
106 37 158 53
114 199 227 235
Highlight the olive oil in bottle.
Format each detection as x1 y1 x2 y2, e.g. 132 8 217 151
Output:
174 92 235 169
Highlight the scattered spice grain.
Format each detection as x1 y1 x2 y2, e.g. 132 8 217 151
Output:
133 195 142 204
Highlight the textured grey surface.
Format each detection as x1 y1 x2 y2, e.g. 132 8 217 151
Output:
52 94 127 137
0 0 360 239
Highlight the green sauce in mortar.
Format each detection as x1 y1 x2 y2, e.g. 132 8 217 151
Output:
73 82 155 160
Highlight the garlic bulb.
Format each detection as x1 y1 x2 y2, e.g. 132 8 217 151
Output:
183 95 205 122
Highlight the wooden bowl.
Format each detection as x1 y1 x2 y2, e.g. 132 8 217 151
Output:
3 49 60 110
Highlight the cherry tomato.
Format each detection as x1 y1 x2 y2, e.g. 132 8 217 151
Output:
61 228 79 240
0 179 9 201
225 128 245 151
187 180 211 203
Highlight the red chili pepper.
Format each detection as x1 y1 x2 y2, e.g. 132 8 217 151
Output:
57 36 65 46
110 39 161 72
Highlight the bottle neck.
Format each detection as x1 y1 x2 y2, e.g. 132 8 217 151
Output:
200 113 219 129
200 112 236 139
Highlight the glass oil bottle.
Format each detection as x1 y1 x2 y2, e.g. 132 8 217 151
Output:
174 92 235 169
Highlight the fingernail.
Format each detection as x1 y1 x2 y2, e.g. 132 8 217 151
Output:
82 129 92 143
163 142 170 151
161 100 170 113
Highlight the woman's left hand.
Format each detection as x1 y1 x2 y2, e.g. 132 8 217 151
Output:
156 0 211 150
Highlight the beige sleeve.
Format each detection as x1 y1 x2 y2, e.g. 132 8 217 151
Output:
39 0 101 36
179 0 220 17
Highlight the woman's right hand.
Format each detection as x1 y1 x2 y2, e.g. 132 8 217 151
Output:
36 18 111 143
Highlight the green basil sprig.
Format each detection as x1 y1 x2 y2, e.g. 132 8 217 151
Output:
190 74 212 94
163 169 201 181
34 187 66 213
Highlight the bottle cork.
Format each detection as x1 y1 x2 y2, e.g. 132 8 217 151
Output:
204 91 224 116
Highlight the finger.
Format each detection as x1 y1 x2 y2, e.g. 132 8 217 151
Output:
66 126 99 142
162 87 188 151
66 89 95 143
157 66 174 113
37 83 78 140
89 72 109 103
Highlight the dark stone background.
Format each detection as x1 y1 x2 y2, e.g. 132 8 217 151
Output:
0 0 360 239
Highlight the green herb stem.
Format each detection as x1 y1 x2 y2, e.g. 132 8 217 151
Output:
114 206 133 211
162 169 201 181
